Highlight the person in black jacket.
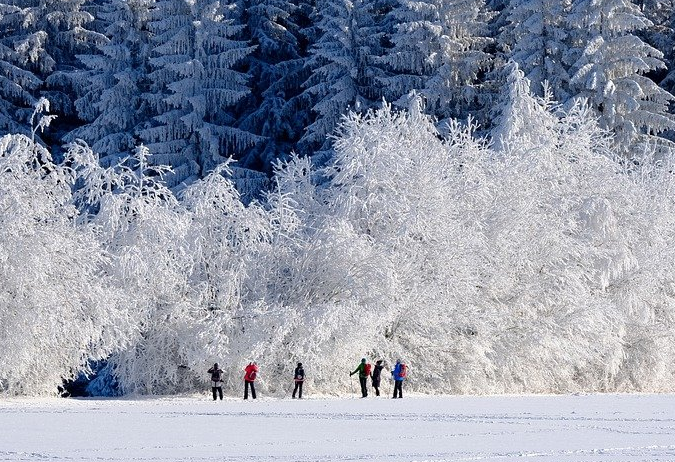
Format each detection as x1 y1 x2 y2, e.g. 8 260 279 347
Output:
371 360 384 396
208 363 224 400
292 362 305 399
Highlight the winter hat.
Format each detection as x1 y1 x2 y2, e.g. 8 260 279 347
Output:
376 360 382 365
297 362 302 367
361 358 366 363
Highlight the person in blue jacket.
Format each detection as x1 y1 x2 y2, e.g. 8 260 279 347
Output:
392 359 405 399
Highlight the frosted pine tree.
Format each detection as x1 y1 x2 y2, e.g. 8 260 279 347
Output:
639 0 675 94
68 0 154 167
0 0 103 136
490 61 559 152
565 0 675 154
635 0 674 61
299 0 386 155
380 0 493 124
235 0 310 170
141 0 258 188
0 3 42 135
18 0 106 121
500 0 572 100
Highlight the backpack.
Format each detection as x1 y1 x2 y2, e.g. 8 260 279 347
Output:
246 364 257 381
364 363 372 376
399 363 407 379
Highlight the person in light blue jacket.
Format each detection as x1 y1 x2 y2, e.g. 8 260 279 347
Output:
392 360 406 399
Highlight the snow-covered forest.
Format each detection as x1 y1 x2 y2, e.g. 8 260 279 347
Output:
3 0 675 396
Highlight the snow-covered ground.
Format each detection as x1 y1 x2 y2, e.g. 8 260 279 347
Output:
0 393 673 461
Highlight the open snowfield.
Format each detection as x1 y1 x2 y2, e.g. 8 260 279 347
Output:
1 394 674 461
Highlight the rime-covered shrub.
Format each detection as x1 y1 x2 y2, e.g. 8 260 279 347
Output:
5 64 675 396
0 134 130 395
239 71 675 395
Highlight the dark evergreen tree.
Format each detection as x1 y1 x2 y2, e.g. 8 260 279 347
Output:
235 0 312 171
140 0 258 188
0 0 104 139
67 0 154 167
565 0 675 154
299 0 387 156
379 0 493 126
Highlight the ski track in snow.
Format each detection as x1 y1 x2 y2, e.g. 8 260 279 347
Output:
0 394 674 461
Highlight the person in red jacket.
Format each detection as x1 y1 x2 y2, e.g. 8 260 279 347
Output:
244 362 258 400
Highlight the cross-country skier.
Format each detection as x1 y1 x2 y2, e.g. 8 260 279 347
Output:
292 362 305 399
208 363 224 400
244 362 258 400
349 358 371 398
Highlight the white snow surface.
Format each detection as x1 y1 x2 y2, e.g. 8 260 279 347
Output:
0 394 673 461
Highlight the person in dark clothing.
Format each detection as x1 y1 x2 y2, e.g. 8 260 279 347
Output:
208 363 224 401
371 360 384 396
349 358 370 397
292 362 305 399
244 362 258 400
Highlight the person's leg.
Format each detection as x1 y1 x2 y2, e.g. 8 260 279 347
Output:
212 387 217 401
374 384 380 396
298 381 303 399
292 382 298 398
359 376 367 397
218 387 223 400
393 381 400 398
397 381 403 398
244 381 249 399
251 381 256 399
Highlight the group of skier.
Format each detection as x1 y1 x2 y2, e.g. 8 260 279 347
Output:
349 358 407 398
207 361 305 401
207 358 406 400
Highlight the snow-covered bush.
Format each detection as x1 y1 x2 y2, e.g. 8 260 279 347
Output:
0 134 130 395
5 61 675 396
237 69 675 395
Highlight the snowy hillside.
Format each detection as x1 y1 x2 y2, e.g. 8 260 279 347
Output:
1 394 674 461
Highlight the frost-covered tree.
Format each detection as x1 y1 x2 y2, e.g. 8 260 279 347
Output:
298 0 387 155
0 133 130 396
640 0 675 94
500 0 572 100
68 144 226 394
234 0 311 171
67 0 154 167
491 61 559 151
0 3 42 135
565 0 675 154
13 0 106 119
140 0 258 188
379 0 493 124
9 72 675 395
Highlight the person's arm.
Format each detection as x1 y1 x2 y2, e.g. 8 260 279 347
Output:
350 365 360 376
